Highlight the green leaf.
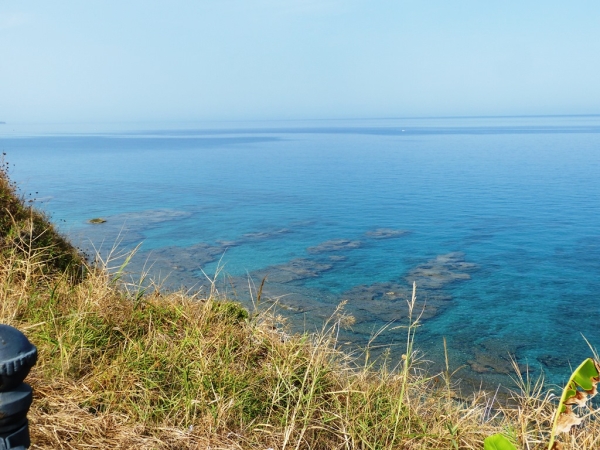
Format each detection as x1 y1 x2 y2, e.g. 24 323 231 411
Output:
570 358 599 391
484 433 518 450
556 358 598 414
548 358 600 449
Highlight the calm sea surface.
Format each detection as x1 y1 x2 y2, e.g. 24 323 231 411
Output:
2 116 600 391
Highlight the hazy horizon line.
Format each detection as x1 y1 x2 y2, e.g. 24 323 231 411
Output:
2 112 600 127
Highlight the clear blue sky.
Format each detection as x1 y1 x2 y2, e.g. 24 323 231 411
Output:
1 1 599 123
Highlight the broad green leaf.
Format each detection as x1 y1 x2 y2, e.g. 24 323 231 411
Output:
484 434 517 450
571 358 599 391
557 359 599 408
548 358 600 449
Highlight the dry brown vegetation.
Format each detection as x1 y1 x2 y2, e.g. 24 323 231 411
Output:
1 166 599 449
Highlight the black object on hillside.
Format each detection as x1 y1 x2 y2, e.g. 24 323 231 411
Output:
0 324 38 449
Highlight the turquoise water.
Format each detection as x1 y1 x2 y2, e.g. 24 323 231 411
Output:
2 116 600 391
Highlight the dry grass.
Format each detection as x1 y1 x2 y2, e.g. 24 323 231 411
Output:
1 168 599 449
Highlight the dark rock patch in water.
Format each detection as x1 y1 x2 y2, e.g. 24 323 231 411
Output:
251 258 334 284
218 228 293 248
242 228 292 242
340 282 451 324
538 353 570 369
406 252 477 289
307 239 362 254
240 250 477 333
107 209 193 226
133 242 226 288
365 228 410 239
453 337 527 375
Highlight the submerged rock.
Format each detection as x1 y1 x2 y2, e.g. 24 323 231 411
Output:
109 209 192 226
242 228 291 241
538 353 570 369
340 281 452 323
307 239 362 254
251 258 334 284
406 252 477 289
365 228 410 239
457 337 527 375
217 228 292 248
133 242 226 286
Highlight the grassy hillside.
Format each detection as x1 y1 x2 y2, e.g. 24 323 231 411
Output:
1 165 598 449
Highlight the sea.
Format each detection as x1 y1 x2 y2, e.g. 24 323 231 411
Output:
2 115 600 393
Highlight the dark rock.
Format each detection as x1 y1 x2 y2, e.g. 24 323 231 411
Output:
365 228 410 239
242 228 291 241
406 252 477 289
340 281 452 324
251 258 334 284
307 239 362 254
538 353 570 369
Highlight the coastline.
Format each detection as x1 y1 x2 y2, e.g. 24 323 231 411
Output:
2 164 599 448
4 118 600 396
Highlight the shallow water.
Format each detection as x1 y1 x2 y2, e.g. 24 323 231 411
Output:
2 116 600 391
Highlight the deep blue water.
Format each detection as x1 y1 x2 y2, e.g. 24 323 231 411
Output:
2 116 600 391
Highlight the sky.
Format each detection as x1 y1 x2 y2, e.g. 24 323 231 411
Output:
1 1 600 123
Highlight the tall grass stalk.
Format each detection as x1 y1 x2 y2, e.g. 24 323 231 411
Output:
390 281 422 446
